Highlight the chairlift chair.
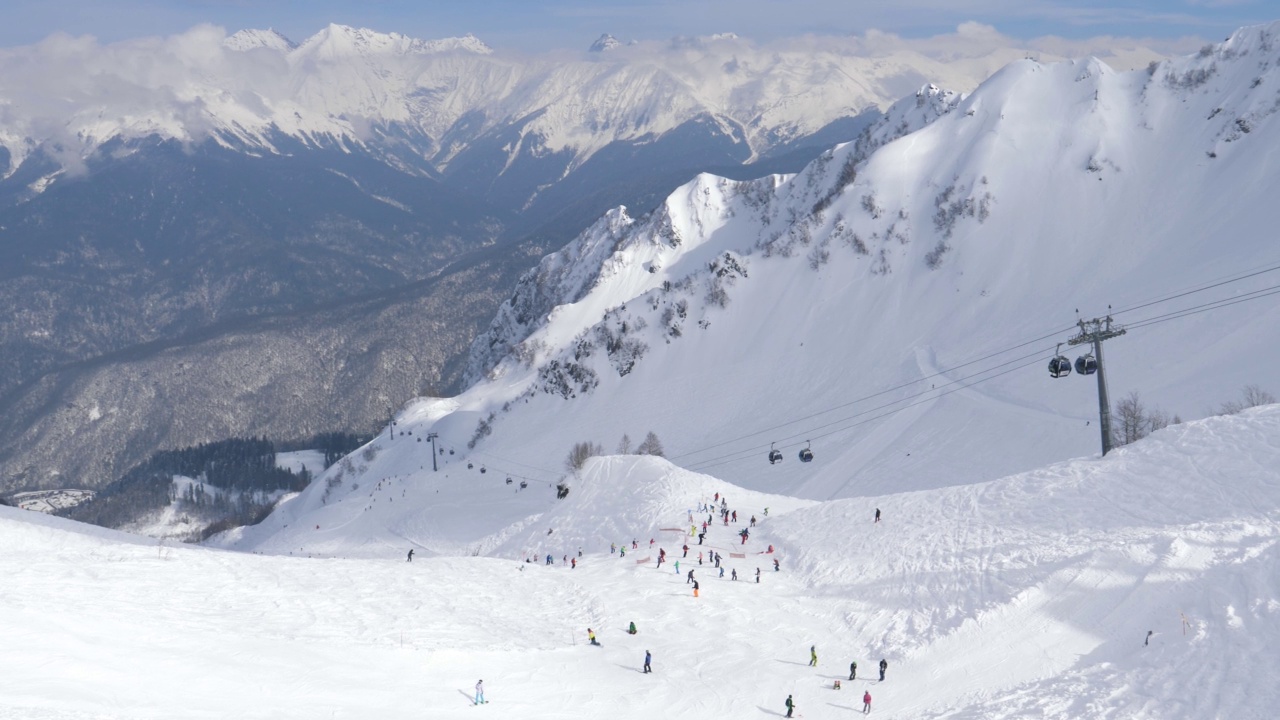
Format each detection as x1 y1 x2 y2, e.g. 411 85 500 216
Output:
768 442 783 465
480 466 487 474
798 440 814 463
1048 344 1072 378
506 477 513 485
1075 354 1098 375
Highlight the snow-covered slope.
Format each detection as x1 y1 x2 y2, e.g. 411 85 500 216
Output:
355 21 1274 508
9 405 1280 718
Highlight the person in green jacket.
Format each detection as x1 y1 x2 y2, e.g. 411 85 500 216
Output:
628 621 637 635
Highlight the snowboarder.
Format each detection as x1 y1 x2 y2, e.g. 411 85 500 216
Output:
693 580 700 598
810 645 818 666
785 694 795 718
407 549 414 562
628 621 637 635
874 508 881 524
878 658 887 681
588 628 599 646
643 650 652 673
862 690 872 713
474 679 486 705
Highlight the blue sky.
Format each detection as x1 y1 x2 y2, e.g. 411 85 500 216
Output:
2 0 1276 50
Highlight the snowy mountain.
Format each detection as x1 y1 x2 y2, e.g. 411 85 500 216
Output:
11 403 1267 718
588 33 621 52
264 20 1280 526
6 23 1094 493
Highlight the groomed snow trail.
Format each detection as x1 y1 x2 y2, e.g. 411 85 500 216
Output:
4 406 1280 719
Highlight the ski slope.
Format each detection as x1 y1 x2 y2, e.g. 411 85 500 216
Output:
6 405 1279 719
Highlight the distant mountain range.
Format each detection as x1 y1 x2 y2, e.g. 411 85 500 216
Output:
0 24 1168 492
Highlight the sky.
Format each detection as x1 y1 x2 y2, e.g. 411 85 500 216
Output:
2 0 1277 52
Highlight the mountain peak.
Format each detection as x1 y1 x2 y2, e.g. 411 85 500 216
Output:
223 28 296 52
293 24 492 59
589 33 621 52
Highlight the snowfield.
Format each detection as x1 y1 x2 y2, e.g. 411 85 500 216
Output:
4 405 1278 719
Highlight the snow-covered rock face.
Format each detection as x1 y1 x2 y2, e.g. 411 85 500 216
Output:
438 21 1280 502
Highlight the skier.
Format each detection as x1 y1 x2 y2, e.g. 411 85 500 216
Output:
714 553 722 568
862 690 872 714
611 542 617 554
675 560 680 575
620 546 626 558
785 694 795 718
756 567 761 583
879 658 887 681
732 510 737 522
764 507 769 516
687 569 695 584
698 531 706 545
474 679 485 705
720 567 726 579
407 549 414 562
644 650 652 673
546 554 553 565
628 621 637 635
731 568 737 581
698 552 703 565
874 508 881 524
750 515 757 527
693 579 700 598
774 558 780 571
849 660 857 680
571 557 577 569
810 645 818 666
588 628 599 646
683 544 689 558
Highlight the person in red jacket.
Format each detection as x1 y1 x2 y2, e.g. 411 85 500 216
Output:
862 690 872 714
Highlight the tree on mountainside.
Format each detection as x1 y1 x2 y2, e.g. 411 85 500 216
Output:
617 434 633 454
1113 392 1177 447
566 441 604 474
1219 384 1276 415
637 431 665 457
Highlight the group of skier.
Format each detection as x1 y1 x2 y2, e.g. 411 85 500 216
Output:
785 654 888 715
